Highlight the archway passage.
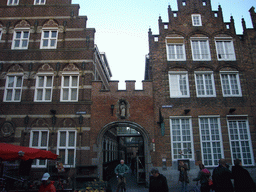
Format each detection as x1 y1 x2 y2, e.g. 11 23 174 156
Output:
97 121 151 186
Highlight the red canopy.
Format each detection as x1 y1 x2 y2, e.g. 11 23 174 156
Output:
0 143 58 161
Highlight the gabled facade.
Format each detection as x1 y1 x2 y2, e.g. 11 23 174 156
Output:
0 0 111 186
0 0 256 190
146 0 256 184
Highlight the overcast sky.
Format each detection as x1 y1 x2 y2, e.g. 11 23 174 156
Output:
72 0 256 89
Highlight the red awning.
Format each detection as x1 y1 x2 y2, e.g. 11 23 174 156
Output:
0 143 58 161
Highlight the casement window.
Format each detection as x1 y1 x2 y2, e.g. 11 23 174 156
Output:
4 75 23 102
7 0 19 5
191 38 211 60
199 117 224 166
34 0 46 5
215 38 236 60
30 130 49 167
40 29 58 49
34 74 54 102
57 130 76 167
168 71 190 98
166 38 186 61
195 72 216 97
60 73 79 102
191 14 202 26
170 117 193 160
12 30 30 49
227 117 254 166
220 72 242 97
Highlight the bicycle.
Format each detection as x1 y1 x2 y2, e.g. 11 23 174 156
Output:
116 173 127 192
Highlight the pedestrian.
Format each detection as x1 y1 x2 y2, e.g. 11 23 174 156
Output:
38 173 56 192
192 164 211 192
149 168 168 192
212 158 234 192
114 159 129 192
178 160 189 192
232 159 256 192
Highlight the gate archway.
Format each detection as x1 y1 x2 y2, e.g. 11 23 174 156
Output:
96 121 151 185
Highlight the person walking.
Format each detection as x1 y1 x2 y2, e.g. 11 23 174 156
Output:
192 164 211 192
212 159 234 192
232 159 256 192
114 159 129 192
178 160 189 192
38 173 56 192
149 168 168 192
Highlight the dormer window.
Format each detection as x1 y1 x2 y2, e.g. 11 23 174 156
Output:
34 0 46 5
192 14 202 26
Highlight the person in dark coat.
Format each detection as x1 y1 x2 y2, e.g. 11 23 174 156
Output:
232 159 256 192
178 160 189 192
149 168 168 192
212 159 234 192
193 164 211 192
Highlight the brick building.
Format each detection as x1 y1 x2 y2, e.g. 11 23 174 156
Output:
145 0 256 185
0 0 256 190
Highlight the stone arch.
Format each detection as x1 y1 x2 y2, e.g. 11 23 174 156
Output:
96 121 152 184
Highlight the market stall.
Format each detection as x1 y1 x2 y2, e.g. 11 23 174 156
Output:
0 143 58 191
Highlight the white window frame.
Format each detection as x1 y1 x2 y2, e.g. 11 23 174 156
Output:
220 71 242 97
194 71 216 97
30 129 49 168
168 71 190 98
11 29 30 50
191 14 202 26
34 73 54 102
4 74 23 102
0 29 2 40
227 116 254 166
170 117 194 160
215 38 236 61
60 72 79 102
7 0 19 5
40 28 58 49
34 0 46 5
191 38 211 61
166 38 186 61
57 129 77 167
199 116 224 167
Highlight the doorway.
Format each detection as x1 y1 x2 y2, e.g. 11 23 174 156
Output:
96 121 151 185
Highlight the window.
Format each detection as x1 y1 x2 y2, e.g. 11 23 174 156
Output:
228 118 254 166
195 72 216 97
192 14 202 26
61 74 79 102
34 0 46 4
182 1 186 6
12 30 30 49
191 38 211 60
168 72 190 98
34 74 54 102
7 0 19 5
166 38 186 61
170 117 193 160
215 39 236 60
30 130 49 167
57 130 76 166
220 72 242 97
4 75 23 102
40 29 58 49
202 1 206 6
199 117 223 166
0 29 2 40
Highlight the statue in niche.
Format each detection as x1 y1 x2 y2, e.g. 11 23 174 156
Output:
120 101 126 118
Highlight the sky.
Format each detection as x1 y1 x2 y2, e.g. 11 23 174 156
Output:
72 0 256 89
